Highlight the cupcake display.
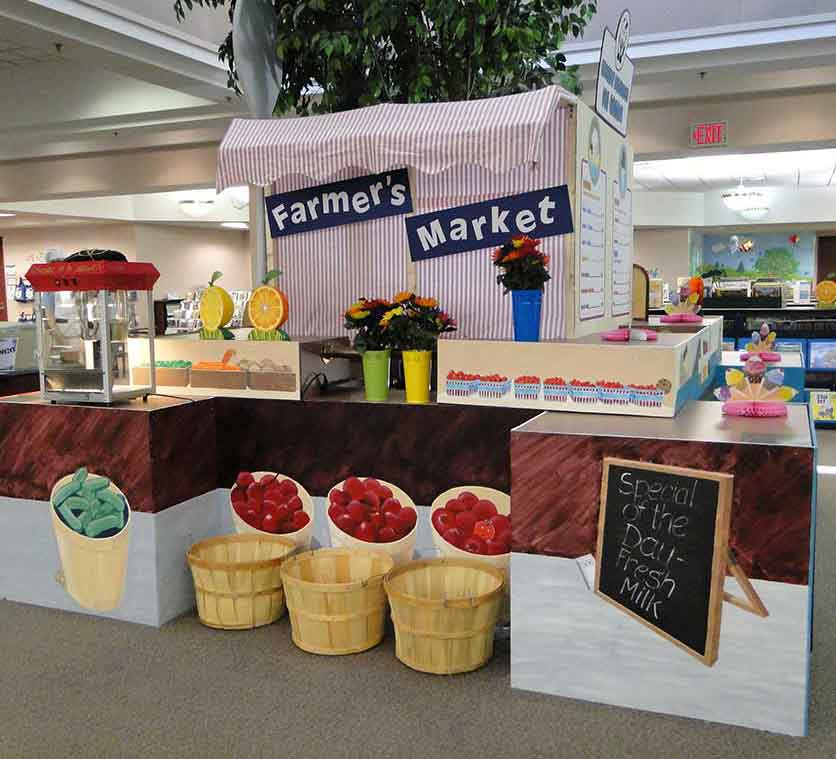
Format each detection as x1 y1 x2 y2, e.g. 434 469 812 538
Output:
543 377 569 402
569 379 598 404
514 375 541 401
445 370 480 397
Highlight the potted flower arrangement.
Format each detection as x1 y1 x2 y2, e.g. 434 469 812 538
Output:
345 297 394 401
492 235 550 342
381 292 457 404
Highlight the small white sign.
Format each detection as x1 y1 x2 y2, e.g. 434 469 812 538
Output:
595 10 634 137
0 338 18 371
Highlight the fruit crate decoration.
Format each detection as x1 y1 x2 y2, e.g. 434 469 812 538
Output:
26 259 159 404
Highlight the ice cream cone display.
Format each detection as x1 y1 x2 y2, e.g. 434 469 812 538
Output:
740 322 781 363
714 360 797 417
661 279 703 323
247 269 289 341
199 270 235 339
187 534 297 630
327 477 418 565
229 471 314 550
384 558 505 674
50 468 131 612
190 349 247 389
815 278 836 307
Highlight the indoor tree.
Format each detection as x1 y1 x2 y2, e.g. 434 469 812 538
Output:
173 0 597 115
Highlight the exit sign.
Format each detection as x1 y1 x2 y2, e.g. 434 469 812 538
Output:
690 121 727 147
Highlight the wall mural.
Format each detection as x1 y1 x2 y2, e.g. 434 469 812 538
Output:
695 232 815 281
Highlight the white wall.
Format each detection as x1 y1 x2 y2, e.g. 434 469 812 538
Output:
1 222 249 319
133 223 249 298
634 228 692 286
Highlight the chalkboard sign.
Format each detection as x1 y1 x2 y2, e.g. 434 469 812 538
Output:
595 458 733 666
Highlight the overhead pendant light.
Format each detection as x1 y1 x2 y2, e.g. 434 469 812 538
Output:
739 206 769 221
722 180 755 212
179 198 216 218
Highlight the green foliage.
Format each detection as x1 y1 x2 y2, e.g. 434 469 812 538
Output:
492 236 551 293
344 298 394 352
172 0 596 114
381 294 456 351
753 247 800 280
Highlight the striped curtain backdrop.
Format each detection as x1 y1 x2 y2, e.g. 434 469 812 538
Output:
218 88 573 339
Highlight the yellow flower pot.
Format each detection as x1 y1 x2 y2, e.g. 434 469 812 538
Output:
402 349 432 404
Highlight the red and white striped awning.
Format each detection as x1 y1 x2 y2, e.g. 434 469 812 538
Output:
217 86 569 190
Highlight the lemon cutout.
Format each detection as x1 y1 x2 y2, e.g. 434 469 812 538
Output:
199 271 234 333
725 369 744 387
247 286 286 332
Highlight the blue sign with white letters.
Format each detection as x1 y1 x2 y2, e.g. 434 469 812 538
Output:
405 185 573 262
265 168 413 239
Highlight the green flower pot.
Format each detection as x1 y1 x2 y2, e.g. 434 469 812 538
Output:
362 349 391 402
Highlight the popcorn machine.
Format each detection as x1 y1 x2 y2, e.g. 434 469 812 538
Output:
26 259 160 403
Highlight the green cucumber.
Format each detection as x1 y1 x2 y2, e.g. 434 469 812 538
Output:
58 504 83 532
53 480 82 507
84 514 122 538
72 467 88 484
85 476 111 492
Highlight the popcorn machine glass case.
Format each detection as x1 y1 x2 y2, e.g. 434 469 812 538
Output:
26 261 160 404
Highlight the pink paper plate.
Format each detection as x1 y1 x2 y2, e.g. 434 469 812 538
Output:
659 314 682 323
679 312 703 323
740 351 782 363
722 400 787 417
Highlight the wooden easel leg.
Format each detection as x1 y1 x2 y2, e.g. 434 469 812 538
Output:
723 548 769 618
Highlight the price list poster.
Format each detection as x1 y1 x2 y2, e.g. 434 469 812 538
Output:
578 160 606 321
611 178 632 317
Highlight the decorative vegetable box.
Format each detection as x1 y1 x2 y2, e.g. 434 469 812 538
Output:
437 316 723 418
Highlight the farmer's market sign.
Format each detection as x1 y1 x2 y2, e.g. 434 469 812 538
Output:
265 169 413 238
405 185 573 262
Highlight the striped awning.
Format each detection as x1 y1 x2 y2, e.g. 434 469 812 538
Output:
217 86 569 190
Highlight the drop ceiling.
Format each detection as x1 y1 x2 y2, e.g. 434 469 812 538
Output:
0 36 60 67
634 148 836 192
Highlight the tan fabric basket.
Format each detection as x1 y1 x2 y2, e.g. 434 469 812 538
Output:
187 534 296 630
385 558 505 674
281 548 394 655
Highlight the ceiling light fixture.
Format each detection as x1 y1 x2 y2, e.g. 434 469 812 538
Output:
223 186 250 210
739 206 769 221
221 222 249 230
722 180 759 211
179 198 215 218
0 212 16 217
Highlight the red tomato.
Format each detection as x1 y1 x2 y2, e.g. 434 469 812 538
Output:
489 514 511 533
264 486 285 505
344 477 366 501
442 527 465 548
363 477 381 491
354 521 378 543
381 498 402 515
474 499 498 521
292 511 310 530
243 508 261 528
455 511 478 536
463 536 485 554
329 489 349 506
261 510 280 534
384 511 401 530
483 539 507 555
396 507 417 533
335 513 355 535
494 528 511 547
369 512 385 530
446 498 468 514
233 500 249 519
231 486 246 503
287 496 304 513
246 483 263 504
279 479 298 499
378 526 397 543
235 472 255 490
328 504 346 521
379 485 393 500
275 505 290 524
458 491 479 509
473 519 496 542
432 509 455 533
347 501 368 524
259 474 278 488
362 490 381 511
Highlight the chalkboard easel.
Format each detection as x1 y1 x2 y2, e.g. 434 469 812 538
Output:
595 458 768 667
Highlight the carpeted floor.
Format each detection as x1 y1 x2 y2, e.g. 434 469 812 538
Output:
1 435 834 759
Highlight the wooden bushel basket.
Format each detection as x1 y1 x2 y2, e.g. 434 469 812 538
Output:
280 548 394 655
187 534 296 630
385 558 505 675
50 474 131 612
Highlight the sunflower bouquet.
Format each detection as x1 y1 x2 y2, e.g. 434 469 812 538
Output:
380 292 457 351
344 298 393 352
492 235 551 293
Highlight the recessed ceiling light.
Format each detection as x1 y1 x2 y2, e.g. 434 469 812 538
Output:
221 222 248 230
0 212 16 217
179 198 215 218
